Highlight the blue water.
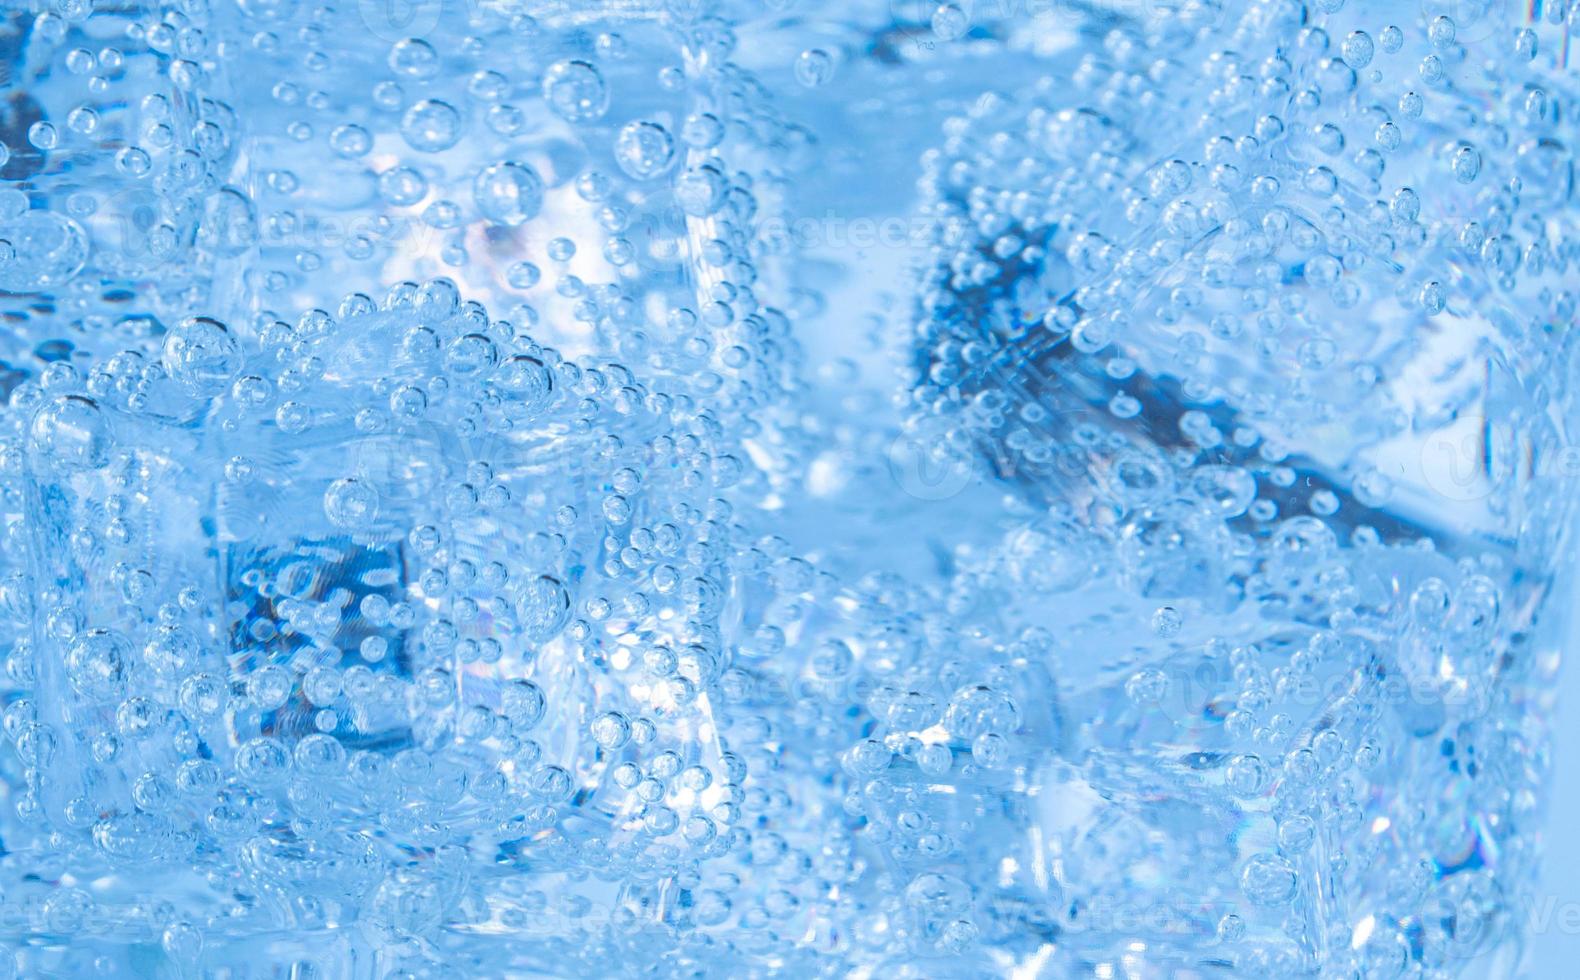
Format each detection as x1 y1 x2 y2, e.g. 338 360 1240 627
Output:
1 0 1577 976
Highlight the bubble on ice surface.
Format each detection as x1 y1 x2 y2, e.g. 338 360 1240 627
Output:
542 60 609 123
0 211 88 289
29 394 111 470
322 477 379 529
615 121 677 180
65 629 130 700
494 354 555 411
1241 853 1299 906
400 99 463 153
472 161 544 226
163 316 243 396
517 574 571 643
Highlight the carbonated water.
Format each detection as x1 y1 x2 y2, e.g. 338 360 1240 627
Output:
0 0 1577 977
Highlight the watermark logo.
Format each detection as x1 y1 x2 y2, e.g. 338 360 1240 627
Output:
89 184 178 275
888 0 1233 52
1419 0 1514 47
1417 414 1527 504
354 0 708 41
888 428 976 501
885 403 1102 501
759 214 937 253
357 0 445 42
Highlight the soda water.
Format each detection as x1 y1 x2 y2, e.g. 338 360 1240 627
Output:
1 0 1578 976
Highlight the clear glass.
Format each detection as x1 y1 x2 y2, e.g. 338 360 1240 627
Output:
760 0 1580 975
2 0 1577 976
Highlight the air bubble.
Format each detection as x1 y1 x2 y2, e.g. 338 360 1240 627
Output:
30 394 111 471
473 162 544 225
1241 853 1298 905
542 60 609 123
932 4 969 41
615 121 676 180
794 49 834 87
164 316 243 396
324 478 379 529
400 99 462 152
1341 31 1373 68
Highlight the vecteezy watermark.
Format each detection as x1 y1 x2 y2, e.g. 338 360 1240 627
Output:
1417 414 1513 504
1425 890 1580 961
92 190 473 264
887 0 1232 51
355 0 710 42
1415 413 1580 504
1418 0 1516 47
357 0 444 42
888 405 1575 507
977 892 1233 938
760 214 939 253
1051 895 1232 935
1521 894 1580 937
1128 655 1507 724
886 402 1105 501
887 426 977 501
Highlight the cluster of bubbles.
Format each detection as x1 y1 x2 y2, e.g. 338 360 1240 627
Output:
0 1 828 975
906 0 1580 974
0 0 1576 977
